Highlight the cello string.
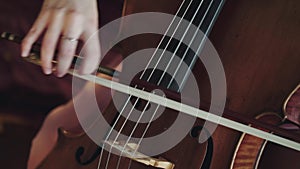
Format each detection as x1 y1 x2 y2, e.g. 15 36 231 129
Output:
100 0 195 168
178 0 225 91
115 0 207 167
103 0 199 166
98 86 153 169
114 93 154 169
131 0 212 149
142 0 195 82
139 0 191 79
156 0 209 86
122 0 206 155
117 0 216 168
166 0 215 89
71 71 300 151
125 1 223 169
97 1 189 168
104 88 144 169
125 104 163 169
115 0 220 168
127 3 225 168
97 91 133 169
101 1 225 168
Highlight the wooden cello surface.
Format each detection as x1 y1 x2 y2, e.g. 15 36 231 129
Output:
37 0 300 169
231 112 300 169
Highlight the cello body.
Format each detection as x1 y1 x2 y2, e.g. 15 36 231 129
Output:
37 0 300 169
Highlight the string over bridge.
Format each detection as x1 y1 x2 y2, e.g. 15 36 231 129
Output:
103 140 175 169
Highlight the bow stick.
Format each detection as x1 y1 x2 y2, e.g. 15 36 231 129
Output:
1 32 300 151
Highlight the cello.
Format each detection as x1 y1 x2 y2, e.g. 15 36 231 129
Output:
2 0 300 168
230 84 300 169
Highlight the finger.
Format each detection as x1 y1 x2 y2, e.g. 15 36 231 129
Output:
80 28 101 75
21 10 50 57
56 13 83 77
40 11 64 75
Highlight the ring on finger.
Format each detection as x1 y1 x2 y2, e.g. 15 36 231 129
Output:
61 35 78 42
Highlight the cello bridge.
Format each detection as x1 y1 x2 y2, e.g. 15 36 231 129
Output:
103 140 175 169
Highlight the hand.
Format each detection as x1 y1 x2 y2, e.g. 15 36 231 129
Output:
21 0 101 77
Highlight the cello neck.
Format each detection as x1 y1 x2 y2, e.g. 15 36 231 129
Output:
139 0 226 92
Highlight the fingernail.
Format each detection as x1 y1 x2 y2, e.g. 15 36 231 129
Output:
43 68 52 75
57 73 64 78
21 50 29 57
55 70 65 78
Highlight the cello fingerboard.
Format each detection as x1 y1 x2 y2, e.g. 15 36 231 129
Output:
140 0 225 92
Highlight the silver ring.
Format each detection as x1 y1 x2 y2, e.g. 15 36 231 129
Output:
61 36 78 42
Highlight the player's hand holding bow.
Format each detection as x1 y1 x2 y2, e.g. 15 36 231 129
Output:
21 0 101 77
